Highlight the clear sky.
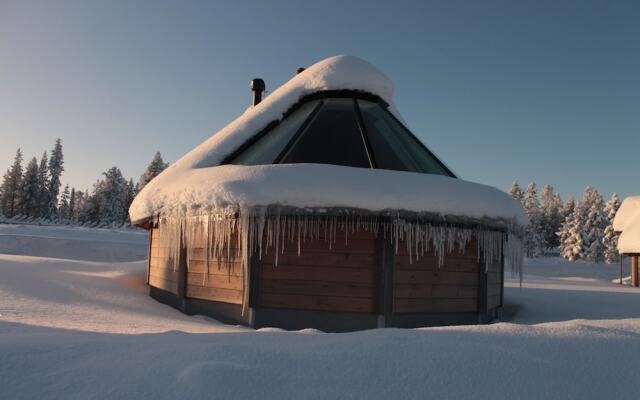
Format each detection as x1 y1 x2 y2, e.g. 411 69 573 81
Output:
1 0 638 201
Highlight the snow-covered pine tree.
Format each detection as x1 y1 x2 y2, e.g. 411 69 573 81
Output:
558 196 577 257
560 203 586 261
98 167 128 226
0 149 24 218
58 185 71 220
581 187 606 263
539 185 560 250
46 139 64 219
68 188 76 221
137 151 168 192
124 179 136 223
509 181 524 203
523 182 545 257
602 193 621 264
36 152 49 218
21 157 41 218
79 186 101 225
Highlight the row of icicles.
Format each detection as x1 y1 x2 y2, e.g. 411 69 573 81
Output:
156 210 524 312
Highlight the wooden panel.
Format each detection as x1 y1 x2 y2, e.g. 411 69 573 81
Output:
187 273 244 291
258 225 377 313
260 265 375 284
260 293 374 313
149 267 178 282
394 255 480 272
187 259 243 275
394 298 477 313
395 238 479 257
263 238 377 256
149 274 177 293
261 279 374 298
394 284 477 299
186 285 243 304
394 270 478 286
261 252 376 269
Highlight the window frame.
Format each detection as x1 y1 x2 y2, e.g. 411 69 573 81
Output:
221 90 456 178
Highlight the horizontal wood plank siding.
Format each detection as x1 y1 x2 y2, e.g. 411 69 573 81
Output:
184 231 245 304
258 227 377 313
148 227 178 294
486 257 502 309
394 239 480 313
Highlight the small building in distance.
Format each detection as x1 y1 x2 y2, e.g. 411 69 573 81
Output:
614 196 640 287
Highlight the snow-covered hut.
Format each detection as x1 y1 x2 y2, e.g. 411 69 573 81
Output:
614 196 640 287
130 55 526 331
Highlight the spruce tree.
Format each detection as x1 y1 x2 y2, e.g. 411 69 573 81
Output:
523 182 544 257
602 193 621 264
509 181 524 203
581 187 606 263
560 203 586 261
21 157 41 218
58 185 71 220
137 152 168 192
47 139 64 218
0 149 24 218
37 152 49 218
98 167 128 225
539 185 563 249
68 188 76 221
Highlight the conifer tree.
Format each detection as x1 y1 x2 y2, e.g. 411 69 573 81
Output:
582 187 606 262
58 185 71 220
560 203 586 261
37 152 49 218
21 157 41 218
137 151 168 192
0 149 24 218
509 181 524 203
68 188 76 221
46 139 64 218
523 182 544 257
98 167 128 225
602 193 621 264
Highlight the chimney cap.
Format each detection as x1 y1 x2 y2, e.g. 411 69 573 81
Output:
251 78 265 91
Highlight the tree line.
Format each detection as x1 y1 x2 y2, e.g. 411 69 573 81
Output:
510 181 620 264
0 140 168 227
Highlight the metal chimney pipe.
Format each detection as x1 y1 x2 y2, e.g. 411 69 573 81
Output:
251 78 265 106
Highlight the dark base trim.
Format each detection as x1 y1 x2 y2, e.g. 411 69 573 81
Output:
149 285 500 332
149 286 251 326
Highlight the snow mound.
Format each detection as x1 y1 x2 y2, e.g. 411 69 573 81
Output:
613 196 640 253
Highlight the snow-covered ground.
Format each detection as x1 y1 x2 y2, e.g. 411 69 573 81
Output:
1 224 639 399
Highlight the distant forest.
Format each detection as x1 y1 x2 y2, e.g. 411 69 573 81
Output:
0 139 167 227
509 181 620 264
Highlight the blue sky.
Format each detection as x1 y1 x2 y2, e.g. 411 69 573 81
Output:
1 0 638 201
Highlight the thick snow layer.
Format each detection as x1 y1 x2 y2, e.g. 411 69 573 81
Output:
130 55 509 229
130 164 527 226
613 195 640 232
613 196 640 253
2 225 640 399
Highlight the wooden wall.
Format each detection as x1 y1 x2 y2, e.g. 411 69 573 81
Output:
393 239 481 313
148 227 179 294
486 255 503 310
148 224 504 317
184 233 244 305
257 229 377 313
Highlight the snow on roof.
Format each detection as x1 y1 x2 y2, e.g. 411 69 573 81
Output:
613 196 640 232
614 196 640 253
129 55 525 228
130 163 527 226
